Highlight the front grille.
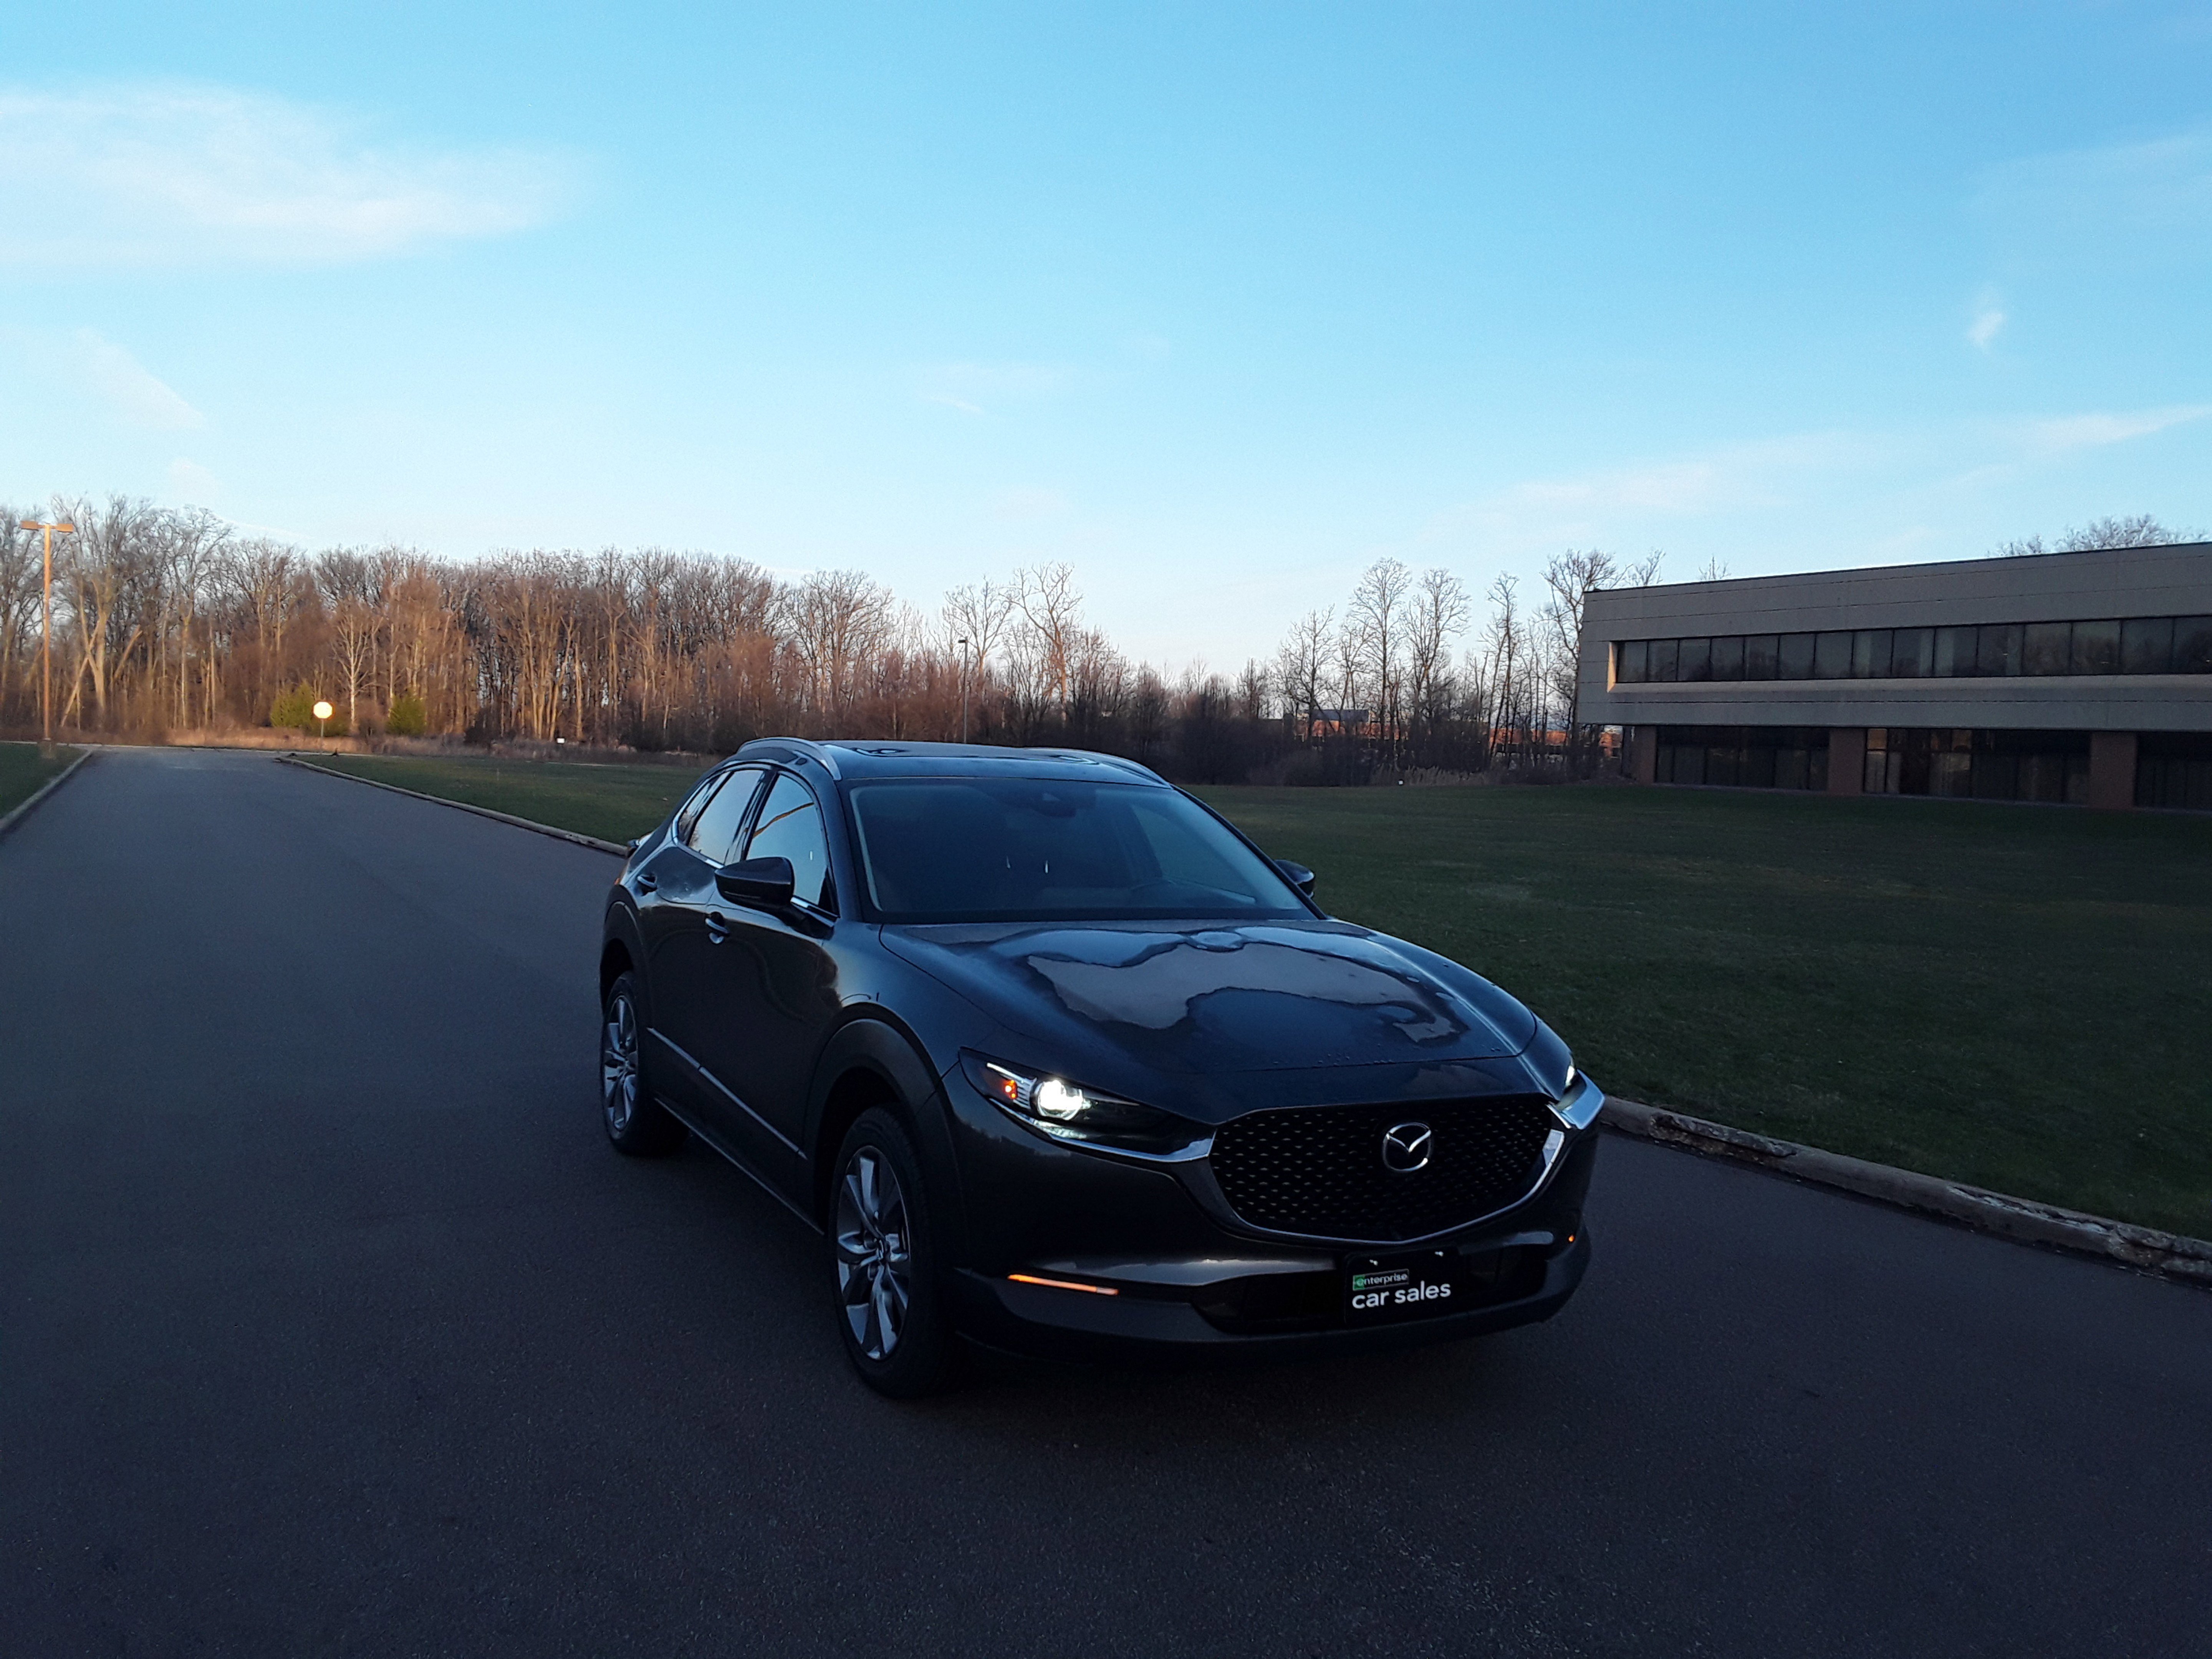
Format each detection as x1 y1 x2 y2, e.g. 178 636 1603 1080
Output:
1208 1095 1556 1240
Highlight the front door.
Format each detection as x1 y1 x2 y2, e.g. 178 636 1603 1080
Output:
641 765 767 1123
687 769 846 1174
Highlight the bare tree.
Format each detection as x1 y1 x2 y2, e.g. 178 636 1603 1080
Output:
784 569 895 723
0 514 40 728
1014 562 1082 719
1403 569 1469 764
1348 558 1411 760
1996 515 2202 557
1272 607 1333 740
1482 574 1528 766
942 577 1015 735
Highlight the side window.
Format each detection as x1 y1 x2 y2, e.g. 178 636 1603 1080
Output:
745 773 836 913
684 768 767 865
674 773 723 841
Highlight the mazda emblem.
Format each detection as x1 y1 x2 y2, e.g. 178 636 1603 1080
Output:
1381 1121 1433 1174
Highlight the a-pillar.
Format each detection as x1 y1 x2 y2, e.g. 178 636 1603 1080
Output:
2087 731 2138 810
1827 728 1865 796
1624 725 1657 784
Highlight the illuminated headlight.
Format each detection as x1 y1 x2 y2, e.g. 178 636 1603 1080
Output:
964 1054 1210 1158
1548 1067 1604 1132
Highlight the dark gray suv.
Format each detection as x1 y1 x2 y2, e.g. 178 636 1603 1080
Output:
599 739 1601 1394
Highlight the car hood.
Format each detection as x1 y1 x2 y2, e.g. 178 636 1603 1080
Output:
880 919 1539 1099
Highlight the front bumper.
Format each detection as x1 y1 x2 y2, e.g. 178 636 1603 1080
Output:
936 1063 1601 1360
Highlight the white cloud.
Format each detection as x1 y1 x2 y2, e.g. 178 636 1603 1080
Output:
1975 125 2212 264
8 327 207 429
2017 404 2211 456
1481 431 1870 525
917 359 1075 414
75 330 205 429
0 83 578 267
167 458 220 501
1967 292 2006 351
1421 406 2205 558
991 486 1071 521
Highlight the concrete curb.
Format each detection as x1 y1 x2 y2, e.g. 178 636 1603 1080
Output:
0 748 94 842
277 755 630 857
1601 1096 2212 1288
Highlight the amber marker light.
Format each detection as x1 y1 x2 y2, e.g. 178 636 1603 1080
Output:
1008 1273 1119 1296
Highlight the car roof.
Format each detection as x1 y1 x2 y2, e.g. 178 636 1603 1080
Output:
733 738 1170 786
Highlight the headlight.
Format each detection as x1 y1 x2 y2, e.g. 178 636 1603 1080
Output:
962 1053 1210 1159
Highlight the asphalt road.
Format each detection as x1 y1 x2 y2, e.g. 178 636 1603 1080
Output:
3 747 2208 1657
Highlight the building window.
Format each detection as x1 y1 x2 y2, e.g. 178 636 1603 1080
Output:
2179 616 2212 672
2121 618 2173 674
1654 726 1830 792
2071 619 2121 675
1613 613 2212 684
1892 627 1933 677
1863 728 2089 805
2137 732 2212 811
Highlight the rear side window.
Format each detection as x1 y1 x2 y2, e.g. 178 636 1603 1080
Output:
684 768 766 865
745 773 836 912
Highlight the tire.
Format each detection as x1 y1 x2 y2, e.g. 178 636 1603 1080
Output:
830 1108 961 1397
600 971 687 1157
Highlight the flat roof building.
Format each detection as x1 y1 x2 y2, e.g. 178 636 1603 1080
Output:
1576 541 2212 810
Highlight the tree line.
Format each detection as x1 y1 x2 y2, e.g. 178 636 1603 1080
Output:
0 493 1659 782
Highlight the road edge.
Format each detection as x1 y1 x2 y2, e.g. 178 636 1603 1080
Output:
1602 1096 2212 1288
277 754 630 857
0 748 93 842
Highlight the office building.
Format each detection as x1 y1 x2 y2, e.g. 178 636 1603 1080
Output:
1576 541 2212 809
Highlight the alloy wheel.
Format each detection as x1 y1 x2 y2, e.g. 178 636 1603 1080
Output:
834 1147 912 1361
601 992 640 1136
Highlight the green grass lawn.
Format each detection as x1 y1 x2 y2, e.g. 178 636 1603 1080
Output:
0 742 81 819
1199 783 2212 1238
303 748 2212 1237
308 753 709 847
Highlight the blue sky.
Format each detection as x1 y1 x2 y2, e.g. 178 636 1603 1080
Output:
3 2 2209 667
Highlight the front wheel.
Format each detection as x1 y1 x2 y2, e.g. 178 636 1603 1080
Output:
831 1109 960 1397
601 971 687 1156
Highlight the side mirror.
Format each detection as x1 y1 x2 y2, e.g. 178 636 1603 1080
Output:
1275 858 1317 898
716 855 795 907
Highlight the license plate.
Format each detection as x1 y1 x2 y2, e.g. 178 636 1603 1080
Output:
1345 1249 1465 1324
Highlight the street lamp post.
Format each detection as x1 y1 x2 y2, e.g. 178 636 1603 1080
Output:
18 517 76 759
957 637 970 743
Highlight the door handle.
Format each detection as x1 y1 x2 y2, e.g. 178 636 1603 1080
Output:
633 870 658 894
704 912 729 945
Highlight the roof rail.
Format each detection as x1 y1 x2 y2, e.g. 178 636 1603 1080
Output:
736 737 843 778
1085 752 1167 785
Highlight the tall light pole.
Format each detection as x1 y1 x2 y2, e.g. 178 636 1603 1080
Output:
957 636 970 743
19 517 75 758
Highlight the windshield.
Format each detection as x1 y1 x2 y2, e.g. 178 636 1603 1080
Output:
846 778 1307 922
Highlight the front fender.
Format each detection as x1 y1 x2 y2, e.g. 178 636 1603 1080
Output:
600 893 648 1003
806 1015 971 1262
